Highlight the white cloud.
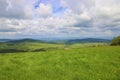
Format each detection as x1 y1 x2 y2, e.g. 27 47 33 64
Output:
0 0 34 19
35 3 53 17
0 0 120 38
0 18 24 33
6 0 12 11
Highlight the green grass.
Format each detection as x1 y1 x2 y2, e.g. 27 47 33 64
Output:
0 46 120 80
0 42 65 52
0 41 107 52
70 43 107 48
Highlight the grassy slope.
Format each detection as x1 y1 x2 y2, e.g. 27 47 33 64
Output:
0 42 65 52
0 42 107 54
0 46 120 80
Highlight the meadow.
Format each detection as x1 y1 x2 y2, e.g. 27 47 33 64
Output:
0 42 120 80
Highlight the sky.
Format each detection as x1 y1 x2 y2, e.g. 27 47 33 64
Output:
0 0 120 39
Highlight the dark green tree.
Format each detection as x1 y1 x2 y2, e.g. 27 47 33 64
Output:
110 36 120 46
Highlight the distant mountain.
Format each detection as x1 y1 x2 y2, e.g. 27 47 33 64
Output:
7 39 44 43
0 39 12 42
0 38 111 44
66 38 111 44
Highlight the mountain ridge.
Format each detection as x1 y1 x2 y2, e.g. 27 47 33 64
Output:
66 38 111 44
6 38 44 43
0 38 111 44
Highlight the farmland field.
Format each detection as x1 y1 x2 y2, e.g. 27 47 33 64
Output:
0 43 120 80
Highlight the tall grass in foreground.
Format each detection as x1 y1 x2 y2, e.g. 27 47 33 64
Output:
0 46 120 80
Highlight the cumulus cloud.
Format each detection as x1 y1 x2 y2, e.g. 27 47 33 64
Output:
35 3 53 17
0 18 24 32
0 0 35 19
0 0 120 39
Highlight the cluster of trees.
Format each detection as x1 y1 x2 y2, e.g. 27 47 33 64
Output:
110 36 120 46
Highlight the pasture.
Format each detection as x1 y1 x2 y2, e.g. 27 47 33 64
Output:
0 43 120 80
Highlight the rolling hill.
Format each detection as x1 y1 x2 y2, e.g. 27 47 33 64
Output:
0 38 111 53
7 39 44 43
66 38 111 44
0 38 111 44
0 39 12 42
0 38 120 80
0 39 65 53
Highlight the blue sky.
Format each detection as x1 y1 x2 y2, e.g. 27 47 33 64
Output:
0 0 120 39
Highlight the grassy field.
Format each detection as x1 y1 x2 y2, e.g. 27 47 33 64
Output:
0 42 106 53
0 44 120 80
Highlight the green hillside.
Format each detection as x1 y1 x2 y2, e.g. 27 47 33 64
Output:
0 39 107 53
0 40 65 53
0 44 120 80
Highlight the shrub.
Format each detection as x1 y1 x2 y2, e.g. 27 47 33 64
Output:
110 36 120 46
32 48 46 52
0 49 27 53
